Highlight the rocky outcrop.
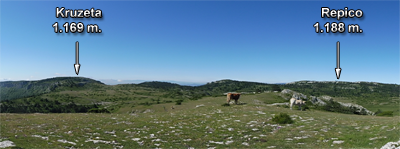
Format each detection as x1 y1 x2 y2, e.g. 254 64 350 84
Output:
267 103 289 106
319 96 375 115
292 93 307 100
280 89 307 100
280 89 375 115
281 89 293 94
310 96 326 106
281 89 307 99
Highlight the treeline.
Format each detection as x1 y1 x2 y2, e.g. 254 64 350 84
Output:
137 81 192 90
0 97 99 113
194 80 274 94
139 80 276 98
283 81 399 98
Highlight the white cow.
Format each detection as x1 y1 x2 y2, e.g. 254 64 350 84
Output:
290 98 306 110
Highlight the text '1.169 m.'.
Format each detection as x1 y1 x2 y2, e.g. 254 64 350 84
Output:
52 22 102 33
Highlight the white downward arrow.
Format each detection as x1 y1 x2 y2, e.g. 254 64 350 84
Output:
74 41 81 75
335 41 341 79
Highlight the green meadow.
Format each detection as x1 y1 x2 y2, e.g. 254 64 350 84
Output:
1 92 399 148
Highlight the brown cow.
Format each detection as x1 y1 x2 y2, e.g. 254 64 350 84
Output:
227 93 241 104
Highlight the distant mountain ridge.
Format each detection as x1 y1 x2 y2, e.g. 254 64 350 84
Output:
0 78 276 101
98 79 205 86
0 77 104 101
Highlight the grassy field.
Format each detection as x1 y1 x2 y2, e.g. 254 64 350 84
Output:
1 92 399 148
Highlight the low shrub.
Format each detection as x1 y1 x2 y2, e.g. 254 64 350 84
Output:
139 101 152 106
88 108 110 113
272 113 294 124
175 99 183 105
301 104 309 111
277 105 289 108
376 111 393 117
221 103 230 106
375 109 382 115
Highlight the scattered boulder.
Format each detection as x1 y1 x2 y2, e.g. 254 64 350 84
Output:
0 140 15 148
281 89 292 94
381 139 400 149
196 104 205 108
332 140 344 144
267 103 289 106
32 135 49 140
57 139 76 145
143 109 153 113
242 142 249 146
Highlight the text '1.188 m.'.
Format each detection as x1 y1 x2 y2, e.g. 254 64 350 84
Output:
313 7 364 34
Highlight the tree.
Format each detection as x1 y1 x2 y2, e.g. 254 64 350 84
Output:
375 109 382 115
272 85 282 92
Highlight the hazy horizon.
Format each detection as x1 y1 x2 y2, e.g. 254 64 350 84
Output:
0 76 398 86
0 76 291 85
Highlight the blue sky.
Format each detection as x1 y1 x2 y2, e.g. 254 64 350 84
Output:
1 1 399 84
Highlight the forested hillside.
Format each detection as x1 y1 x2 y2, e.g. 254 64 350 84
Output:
283 81 398 97
0 77 105 101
